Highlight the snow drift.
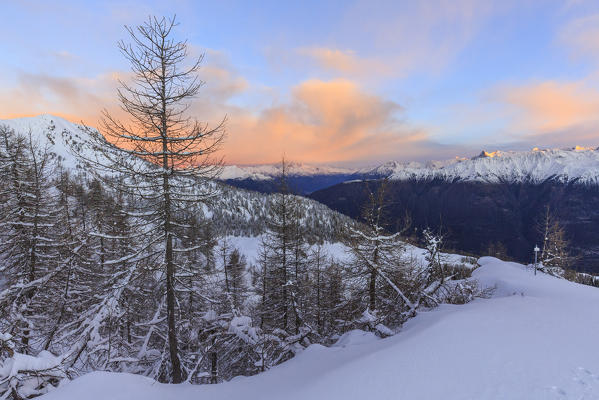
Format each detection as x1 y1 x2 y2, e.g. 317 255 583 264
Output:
40 258 599 400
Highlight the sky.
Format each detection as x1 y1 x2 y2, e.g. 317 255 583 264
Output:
2 0 599 166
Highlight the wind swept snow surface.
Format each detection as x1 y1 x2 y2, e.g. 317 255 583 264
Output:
41 258 599 400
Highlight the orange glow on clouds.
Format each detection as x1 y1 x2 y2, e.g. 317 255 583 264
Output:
0 72 121 125
497 81 599 134
297 47 390 77
221 79 427 164
0 68 430 165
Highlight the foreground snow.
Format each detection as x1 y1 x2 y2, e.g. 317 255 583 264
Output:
41 258 599 400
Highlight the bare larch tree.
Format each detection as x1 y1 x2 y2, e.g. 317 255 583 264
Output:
76 15 225 383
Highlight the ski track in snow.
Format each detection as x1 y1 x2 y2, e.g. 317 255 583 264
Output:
40 257 599 400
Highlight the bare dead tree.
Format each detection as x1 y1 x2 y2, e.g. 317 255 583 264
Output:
537 206 571 274
73 15 226 383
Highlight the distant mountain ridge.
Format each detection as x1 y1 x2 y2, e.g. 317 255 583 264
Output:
220 163 360 194
222 146 599 194
362 147 599 185
221 162 356 180
7 114 595 189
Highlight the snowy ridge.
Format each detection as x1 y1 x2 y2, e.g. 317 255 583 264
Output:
359 158 466 178
0 114 92 169
221 162 356 181
39 258 599 400
219 165 272 181
366 147 599 185
221 147 599 186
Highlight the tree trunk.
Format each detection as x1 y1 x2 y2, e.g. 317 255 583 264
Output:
210 341 218 384
316 257 322 334
369 246 378 311
165 228 182 382
163 118 182 383
282 199 288 331
369 270 376 311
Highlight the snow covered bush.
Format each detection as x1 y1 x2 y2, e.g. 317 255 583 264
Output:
345 180 483 336
439 280 484 305
0 333 67 400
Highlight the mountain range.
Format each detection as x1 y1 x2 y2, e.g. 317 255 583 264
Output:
2 114 598 272
223 146 599 190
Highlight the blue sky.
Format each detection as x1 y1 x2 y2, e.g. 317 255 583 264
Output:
2 0 599 165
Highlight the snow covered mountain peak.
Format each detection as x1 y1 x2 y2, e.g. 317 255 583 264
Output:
2 113 85 134
371 146 599 184
474 150 504 159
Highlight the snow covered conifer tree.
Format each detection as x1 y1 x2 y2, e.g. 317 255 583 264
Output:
259 159 310 337
259 160 294 333
347 179 429 333
348 181 401 309
41 167 89 352
0 127 60 353
288 195 310 335
225 248 248 311
307 246 346 337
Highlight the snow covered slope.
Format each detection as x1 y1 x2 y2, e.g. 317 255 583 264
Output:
365 147 599 185
40 258 599 400
0 114 91 169
222 234 476 269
